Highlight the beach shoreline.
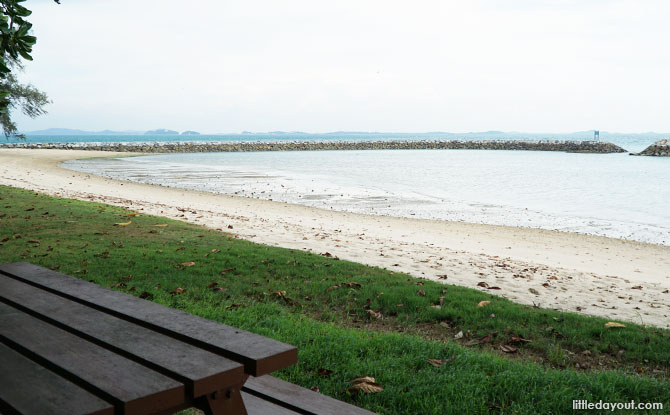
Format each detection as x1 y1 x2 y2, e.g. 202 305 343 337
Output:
1 148 669 328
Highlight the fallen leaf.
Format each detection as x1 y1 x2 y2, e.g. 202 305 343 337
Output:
454 331 464 339
348 377 383 395
427 358 444 367
272 290 287 297
365 309 382 319
154 224 168 227
139 291 153 300
114 221 132 226
206 282 218 288
317 368 333 376
477 281 489 288
529 288 540 295
170 287 185 295
417 289 426 296
604 322 626 328
179 261 196 267
509 336 532 344
342 282 362 288
631 285 643 290
211 249 221 253
310 386 320 393
327 285 340 291
499 345 518 353
27 239 40 244
477 300 490 307
123 213 138 217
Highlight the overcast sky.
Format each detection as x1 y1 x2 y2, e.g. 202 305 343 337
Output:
13 0 670 133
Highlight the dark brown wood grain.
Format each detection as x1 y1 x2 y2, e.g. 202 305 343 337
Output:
0 302 184 415
0 342 114 415
243 375 376 415
0 262 297 376
0 274 244 398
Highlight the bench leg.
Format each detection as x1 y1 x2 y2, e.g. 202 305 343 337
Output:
196 382 248 415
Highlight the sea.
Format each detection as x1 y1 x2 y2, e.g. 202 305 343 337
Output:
26 132 669 246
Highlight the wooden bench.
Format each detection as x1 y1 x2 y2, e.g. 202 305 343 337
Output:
0 262 374 415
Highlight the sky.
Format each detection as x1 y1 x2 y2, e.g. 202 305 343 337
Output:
12 0 670 133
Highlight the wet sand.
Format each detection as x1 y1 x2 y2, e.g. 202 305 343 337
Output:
1 148 669 327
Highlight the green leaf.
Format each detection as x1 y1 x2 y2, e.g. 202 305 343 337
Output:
17 49 33 61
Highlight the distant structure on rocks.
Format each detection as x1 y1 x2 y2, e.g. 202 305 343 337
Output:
594 130 600 142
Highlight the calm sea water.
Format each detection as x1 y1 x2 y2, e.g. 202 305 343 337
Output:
64 149 670 246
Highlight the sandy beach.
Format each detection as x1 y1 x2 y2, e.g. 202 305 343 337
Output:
1 148 669 328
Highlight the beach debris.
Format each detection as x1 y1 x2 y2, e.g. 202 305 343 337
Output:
604 322 626 328
499 345 518 353
347 377 383 395
454 331 464 339
529 288 540 295
477 300 490 307
477 281 489 288
227 225 233 229
437 274 448 279
179 261 196 267
114 221 131 226
631 285 643 290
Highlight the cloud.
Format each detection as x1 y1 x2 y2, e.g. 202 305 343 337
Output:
14 0 670 132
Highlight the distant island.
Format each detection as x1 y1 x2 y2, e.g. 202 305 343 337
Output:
145 129 179 135
180 130 200 136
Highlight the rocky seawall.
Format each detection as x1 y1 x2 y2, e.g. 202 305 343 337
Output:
636 139 670 156
0 140 627 154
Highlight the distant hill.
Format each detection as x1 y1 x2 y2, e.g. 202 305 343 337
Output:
145 129 179 135
180 130 200 135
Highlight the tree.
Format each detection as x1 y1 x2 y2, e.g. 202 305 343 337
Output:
1 0 57 139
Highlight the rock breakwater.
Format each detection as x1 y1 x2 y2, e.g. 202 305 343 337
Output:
0 140 627 154
637 139 670 156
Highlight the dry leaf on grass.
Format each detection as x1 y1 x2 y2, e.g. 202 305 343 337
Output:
499 345 518 353
417 289 426 296
365 309 382 319
317 368 333 376
272 290 287 298
426 358 444 367
179 262 196 267
454 331 464 339
154 224 168 227
170 287 185 295
348 377 383 395
604 322 626 328
114 221 132 226
477 300 490 307
123 213 138 217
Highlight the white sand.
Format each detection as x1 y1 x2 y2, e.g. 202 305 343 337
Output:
1 148 669 328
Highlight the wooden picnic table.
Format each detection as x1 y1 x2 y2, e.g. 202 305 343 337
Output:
0 262 374 415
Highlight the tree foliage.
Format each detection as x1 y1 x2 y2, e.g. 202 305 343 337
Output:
1 0 56 139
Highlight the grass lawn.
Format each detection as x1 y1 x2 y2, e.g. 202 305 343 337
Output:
1 185 668 414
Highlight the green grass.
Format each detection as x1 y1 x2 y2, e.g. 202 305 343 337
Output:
1 185 669 414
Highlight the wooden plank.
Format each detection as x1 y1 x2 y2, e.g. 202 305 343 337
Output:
0 302 184 415
0 342 114 415
0 262 297 376
0 274 244 398
241 392 300 415
243 376 376 415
